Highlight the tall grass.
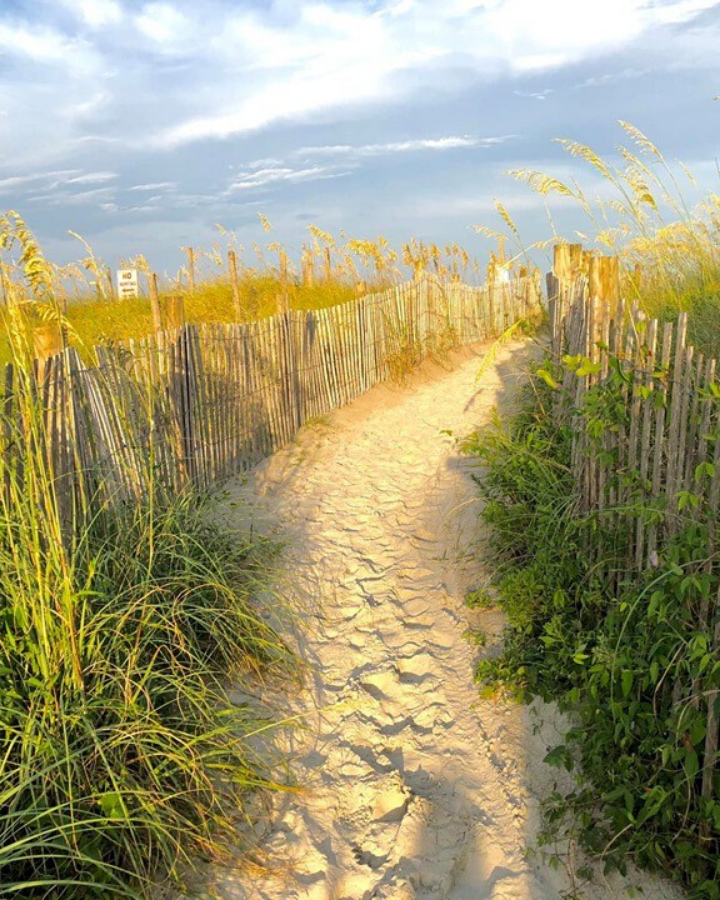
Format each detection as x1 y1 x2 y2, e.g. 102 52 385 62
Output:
0 218 294 897
0 214 493 366
489 122 720 355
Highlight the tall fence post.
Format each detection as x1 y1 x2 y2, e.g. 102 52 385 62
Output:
186 247 196 296
301 246 314 286
165 295 185 332
228 250 242 320
549 243 585 351
33 322 64 364
588 255 620 351
149 273 164 332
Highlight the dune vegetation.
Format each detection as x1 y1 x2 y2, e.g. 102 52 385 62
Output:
0 213 494 367
484 121 720 354
468 124 720 899
0 214 299 898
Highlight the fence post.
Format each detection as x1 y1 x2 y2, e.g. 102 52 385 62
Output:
228 250 242 320
549 243 584 348
588 255 620 347
34 322 64 365
149 273 164 332
165 295 185 332
553 242 583 281
301 246 314 286
186 247 196 296
279 249 289 313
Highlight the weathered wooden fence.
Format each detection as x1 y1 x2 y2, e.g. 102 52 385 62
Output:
547 241 720 812
4 273 541 518
547 243 720 573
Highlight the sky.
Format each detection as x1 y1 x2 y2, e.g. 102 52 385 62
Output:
1 0 719 278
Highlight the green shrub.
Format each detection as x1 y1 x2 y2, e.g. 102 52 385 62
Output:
0 487 290 898
467 364 720 898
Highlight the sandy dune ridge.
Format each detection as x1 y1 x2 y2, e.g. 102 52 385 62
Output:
184 340 683 900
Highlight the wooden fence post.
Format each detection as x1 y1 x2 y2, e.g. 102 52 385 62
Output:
165 295 185 332
553 242 583 280
34 322 64 362
186 247 196 296
301 246 314 286
550 243 584 347
279 250 289 313
227 250 242 320
149 273 164 332
588 255 620 344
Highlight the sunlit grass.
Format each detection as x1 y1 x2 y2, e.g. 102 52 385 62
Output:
484 121 720 355
0 214 493 365
0 214 296 896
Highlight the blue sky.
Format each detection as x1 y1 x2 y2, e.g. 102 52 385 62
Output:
1 0 719 277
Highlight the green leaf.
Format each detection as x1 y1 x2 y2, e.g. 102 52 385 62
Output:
544 744 574 772
695 461 715 481
576 361 602 378
98 791 126 820
536 368 559 389
690 721 706 746
621 669 633 698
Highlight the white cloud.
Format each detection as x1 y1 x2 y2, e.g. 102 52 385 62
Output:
227 164 352 192
60 0 123 28
144 0 720 147
0 22 91 68
296 136 511 156
135 2 191 45
29 186 116 206
128 182 178 191
228 135 509 192
0 0 717 225
0 170 86 195
575 68 650 88
513 89 553 100
66 172 118 185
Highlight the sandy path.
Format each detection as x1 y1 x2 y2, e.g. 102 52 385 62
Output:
199 341 683 900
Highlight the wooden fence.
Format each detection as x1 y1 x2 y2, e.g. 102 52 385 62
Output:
547 242 720 812
547 243 720 574
4 273 541 520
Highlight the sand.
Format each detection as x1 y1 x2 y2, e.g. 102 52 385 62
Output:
180 339 684 900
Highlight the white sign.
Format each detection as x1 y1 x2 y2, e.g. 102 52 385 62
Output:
117 269 139 299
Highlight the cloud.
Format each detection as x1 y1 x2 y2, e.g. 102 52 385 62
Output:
0 21 93 70
135 2 192 46
513 89 553 100
66 172 118 185
141 0 720 148
0 0 718 265
296 136 512 156
29 187 117 206
128 182 177 191
225 135 509 194
227 164 352 192
575 67 650 89
0 170 88 195
60 0 123 28
0 0 717 164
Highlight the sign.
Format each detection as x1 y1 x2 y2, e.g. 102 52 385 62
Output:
117 269 139 299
